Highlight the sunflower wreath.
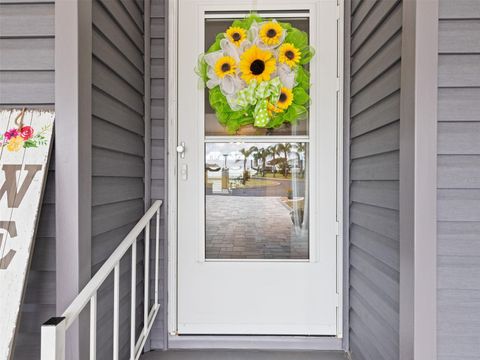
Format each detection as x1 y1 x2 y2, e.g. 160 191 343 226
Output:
196 14 314 133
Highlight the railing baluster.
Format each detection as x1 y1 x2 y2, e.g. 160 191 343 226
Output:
144 222 150 336
130 240 137 360
155 210 160 306
90 293 97 360
113 263 120 360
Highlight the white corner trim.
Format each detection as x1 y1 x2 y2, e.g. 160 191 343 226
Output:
145 0 152 211
342 0 351 352
399 0 438 359
167 0 179 338
55 0 92 359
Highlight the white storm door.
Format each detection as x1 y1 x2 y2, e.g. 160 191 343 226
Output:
176 0 340 335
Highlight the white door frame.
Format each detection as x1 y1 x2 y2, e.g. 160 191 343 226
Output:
167 0 344 349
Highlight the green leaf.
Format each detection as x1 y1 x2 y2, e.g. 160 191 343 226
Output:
23 140 37 148
231 19 245 28
243 13 263 28
278 21 293 31
290 104 307 120
300 46 315 65
194 55 208 84
207 33 225 53
293 87 309 105
295 66 310 90
284 28 308 49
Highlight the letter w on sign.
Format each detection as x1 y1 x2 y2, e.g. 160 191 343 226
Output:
0 165 43 208
0 110 54 360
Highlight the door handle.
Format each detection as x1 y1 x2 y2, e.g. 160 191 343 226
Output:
176 142 186 159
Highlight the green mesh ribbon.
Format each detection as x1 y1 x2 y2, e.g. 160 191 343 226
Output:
230 78 282 127
234 78 281 109
253 100 269 127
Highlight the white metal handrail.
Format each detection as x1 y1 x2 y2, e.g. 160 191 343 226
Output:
41 200 163 360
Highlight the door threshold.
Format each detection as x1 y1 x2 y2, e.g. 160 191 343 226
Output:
168 335 343 351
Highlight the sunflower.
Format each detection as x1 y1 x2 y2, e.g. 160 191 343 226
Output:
226 26 247 47
239 45 276 83
214 56 236 78
259 21 284 46
279 43 301 67
276 87 294 110
267 101 284 115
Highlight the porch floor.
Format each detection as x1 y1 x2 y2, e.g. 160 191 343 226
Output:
141 349 348 360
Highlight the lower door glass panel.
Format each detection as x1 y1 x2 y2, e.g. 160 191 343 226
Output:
205 142 308 259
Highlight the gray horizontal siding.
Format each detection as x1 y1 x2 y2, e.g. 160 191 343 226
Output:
149 0 167 349
0 1 56 359
0 2 54 106
91 0 145 358
437 1 480 358
349 1 401 359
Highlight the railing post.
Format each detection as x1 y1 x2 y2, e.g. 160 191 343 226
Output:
41 317 66 360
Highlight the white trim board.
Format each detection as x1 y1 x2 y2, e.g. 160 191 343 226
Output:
55 0 92 358
168 335 343 351
399 0 438 359
167 0 345 349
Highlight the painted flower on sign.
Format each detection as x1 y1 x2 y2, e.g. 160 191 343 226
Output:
6 136 24 152
4 128 19 141
195 14 315 133
19 126 34 140
1 124 51 152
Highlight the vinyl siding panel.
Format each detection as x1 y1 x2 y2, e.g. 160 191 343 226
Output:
149 0 167 349
91 0 145 358
0 1 55 359
349 1 401 359
0 2 54 106
437 0 480 358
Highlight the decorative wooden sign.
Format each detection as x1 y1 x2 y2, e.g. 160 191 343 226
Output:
0 109 54 360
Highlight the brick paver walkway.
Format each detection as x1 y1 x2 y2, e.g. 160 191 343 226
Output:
205 195 308 259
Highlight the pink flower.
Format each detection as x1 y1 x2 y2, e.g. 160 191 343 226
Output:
19 126 34 140
4 128 19 141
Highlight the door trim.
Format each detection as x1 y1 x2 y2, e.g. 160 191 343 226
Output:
167 0 345 348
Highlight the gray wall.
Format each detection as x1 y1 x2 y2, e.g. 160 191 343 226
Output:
348 1 401 359
437 1 480 359
149 0 167 349
91 0 146 358
0 1 56 359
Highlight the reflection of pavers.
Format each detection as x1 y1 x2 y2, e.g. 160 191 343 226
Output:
205 195 308 259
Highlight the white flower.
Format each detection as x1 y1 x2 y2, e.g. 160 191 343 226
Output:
276 63 296 89
220 38 240 62
204 50 244 96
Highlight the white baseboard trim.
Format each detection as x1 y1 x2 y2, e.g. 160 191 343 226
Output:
168 335 343 351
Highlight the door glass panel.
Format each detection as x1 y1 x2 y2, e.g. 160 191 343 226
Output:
204 17 310 136
205 142 309 259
